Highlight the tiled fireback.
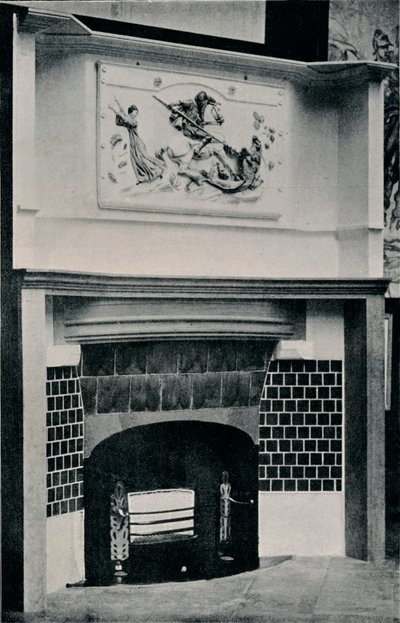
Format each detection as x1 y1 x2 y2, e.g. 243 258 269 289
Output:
258 360 343 492
46 366 84 517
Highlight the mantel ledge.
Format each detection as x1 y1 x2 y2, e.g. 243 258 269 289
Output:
21 270 389 299
21 9 395 88
39 34 395 88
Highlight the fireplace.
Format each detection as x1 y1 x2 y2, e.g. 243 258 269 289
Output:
43 288 305 589
3 6 390 609
84 421 258 585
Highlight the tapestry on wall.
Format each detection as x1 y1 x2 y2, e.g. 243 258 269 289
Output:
97 61 287 219
329 0 399 287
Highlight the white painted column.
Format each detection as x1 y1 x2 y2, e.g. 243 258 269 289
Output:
13 24 37 268
21 288 47 611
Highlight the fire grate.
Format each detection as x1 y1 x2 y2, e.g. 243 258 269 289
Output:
128 489 196 544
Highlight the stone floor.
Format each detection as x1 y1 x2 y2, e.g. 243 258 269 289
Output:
5 557 400 623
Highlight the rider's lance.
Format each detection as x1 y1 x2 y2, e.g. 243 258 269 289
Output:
152 95 226 146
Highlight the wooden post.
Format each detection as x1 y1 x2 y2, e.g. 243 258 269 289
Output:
344 296 385 561
366 295 385 561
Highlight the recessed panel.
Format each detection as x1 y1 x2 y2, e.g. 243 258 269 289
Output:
97 61 288 220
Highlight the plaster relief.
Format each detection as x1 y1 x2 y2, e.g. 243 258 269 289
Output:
97 62 287 219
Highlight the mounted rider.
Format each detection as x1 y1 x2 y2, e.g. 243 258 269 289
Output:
168 90 224 144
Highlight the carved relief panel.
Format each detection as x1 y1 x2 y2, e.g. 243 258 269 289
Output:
97 61 288 220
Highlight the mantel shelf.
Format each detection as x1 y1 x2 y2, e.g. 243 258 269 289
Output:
22 270 389 299
19 8 395 89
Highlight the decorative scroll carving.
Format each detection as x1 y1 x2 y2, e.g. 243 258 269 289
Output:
110 481 129 581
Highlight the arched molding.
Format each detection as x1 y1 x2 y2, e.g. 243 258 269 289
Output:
84 406 260 457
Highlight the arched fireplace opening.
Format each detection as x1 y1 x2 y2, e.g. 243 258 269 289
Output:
84 421 258 585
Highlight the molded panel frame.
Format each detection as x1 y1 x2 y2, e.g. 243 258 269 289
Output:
96 59 288 222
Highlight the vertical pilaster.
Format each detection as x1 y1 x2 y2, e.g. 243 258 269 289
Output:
21 288 47 612
344 296 385 562
13 17 37 268
366 295 385 561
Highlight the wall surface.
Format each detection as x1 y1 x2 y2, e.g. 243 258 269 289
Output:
306 300 344 360
46 365 85 591
329 0 397 61
12 1 266 43
259 300 345 556
47 511 85 593
259 492 344 556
